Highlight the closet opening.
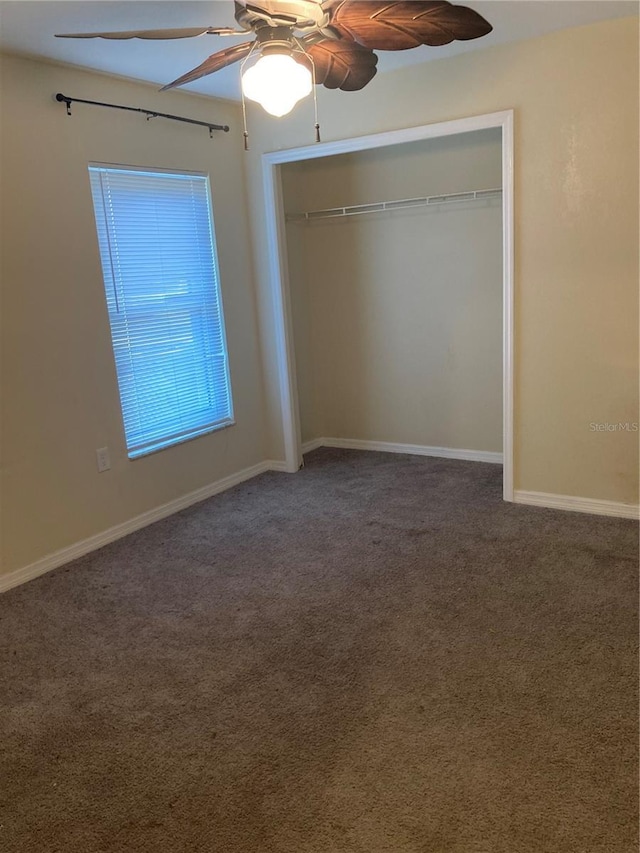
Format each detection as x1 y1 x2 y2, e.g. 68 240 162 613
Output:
262 111 514 501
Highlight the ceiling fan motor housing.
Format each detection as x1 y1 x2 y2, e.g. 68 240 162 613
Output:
237 0 329 32
254 25 299 53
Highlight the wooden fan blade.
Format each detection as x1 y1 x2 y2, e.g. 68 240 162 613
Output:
301 38 378 91
324 1 492 50
55 27 243 40
160 42 254 91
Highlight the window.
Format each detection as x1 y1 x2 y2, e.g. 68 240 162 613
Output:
89 165 234 458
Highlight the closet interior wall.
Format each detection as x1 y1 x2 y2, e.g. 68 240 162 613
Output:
282 128 503 454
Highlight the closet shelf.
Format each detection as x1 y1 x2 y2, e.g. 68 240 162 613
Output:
286 187 502 223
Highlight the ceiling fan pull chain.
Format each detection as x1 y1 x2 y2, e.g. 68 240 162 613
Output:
293 39 320 144
310 55 321 143
239 45 260 151
241 89 250 150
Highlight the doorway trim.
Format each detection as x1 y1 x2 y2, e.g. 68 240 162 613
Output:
262 109 514 501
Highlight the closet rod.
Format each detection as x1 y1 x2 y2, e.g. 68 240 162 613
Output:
286 187 502 222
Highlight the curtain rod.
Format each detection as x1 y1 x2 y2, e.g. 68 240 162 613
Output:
55 93 230 136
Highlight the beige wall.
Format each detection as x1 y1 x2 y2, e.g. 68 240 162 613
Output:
245 16 639 505
0 55 267 576
1 14 638 579
281 131 503 450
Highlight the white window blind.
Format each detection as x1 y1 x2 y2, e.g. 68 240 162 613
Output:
89 165 234 458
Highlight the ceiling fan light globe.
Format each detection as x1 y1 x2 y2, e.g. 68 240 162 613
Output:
242 54 312 117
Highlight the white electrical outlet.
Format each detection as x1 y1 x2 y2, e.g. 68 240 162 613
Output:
96 447 111 473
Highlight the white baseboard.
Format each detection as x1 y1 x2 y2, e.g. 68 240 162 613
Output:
301 438 325 455
514 490 639 520
5 456 636 595
304 440 638 519
302 437 503 465
0 460 286 594
265 459 291 473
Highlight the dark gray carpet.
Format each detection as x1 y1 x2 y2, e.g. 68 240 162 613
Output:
1 449 637 852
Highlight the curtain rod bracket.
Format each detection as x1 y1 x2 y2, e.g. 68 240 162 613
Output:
55 93 229 136
57 94 72 116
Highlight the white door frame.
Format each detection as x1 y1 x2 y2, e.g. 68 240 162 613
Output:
262 109 514 501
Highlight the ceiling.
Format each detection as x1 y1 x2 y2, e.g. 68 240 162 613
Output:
0 1 637 102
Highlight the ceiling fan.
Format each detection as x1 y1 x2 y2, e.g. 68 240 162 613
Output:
56 1 493 118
